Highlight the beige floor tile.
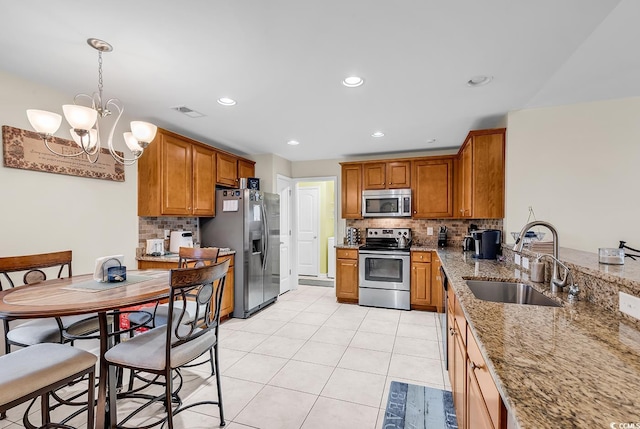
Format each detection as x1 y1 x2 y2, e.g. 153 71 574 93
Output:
186 375 263 420
338 347 391 375
224 353 288 384
291 311 331 326
285 293 321 303
310 325 356 346
251 335 306 359
399 310 438 326
219 331 269 352
166 408 224 428
273 300 313 312
396 322 439 341
301 396 378 429
350 331 396 353
393 336 441 360
358 318 398 336
323 314 365 330
364 307 401 323
376 407 387 429
236 318 287 335
221 317 254 330
269 359 334 395
292 341 347 366
321 367 386 407
254 308 300 322
304 302 341 315
333 304 370 317
388 354 444 386
225 422 258 428
235 385 317 429
272 322 319 340
217 347 248 372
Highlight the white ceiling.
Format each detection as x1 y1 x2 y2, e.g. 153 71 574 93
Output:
1 0 638 161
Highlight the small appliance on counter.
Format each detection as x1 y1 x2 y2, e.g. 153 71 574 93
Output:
438 226 448 247
345 227 360 246
462 224 478 251
169 231 193 254
472 229 502 259
146 239 165 256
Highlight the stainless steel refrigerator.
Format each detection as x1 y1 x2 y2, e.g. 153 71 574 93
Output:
200 189 280 318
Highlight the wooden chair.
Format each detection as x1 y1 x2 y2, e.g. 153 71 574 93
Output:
105 261 229 429
0 343 96 429
0 251 99 354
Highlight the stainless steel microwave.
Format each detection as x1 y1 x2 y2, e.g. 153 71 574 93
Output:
362 189 412 217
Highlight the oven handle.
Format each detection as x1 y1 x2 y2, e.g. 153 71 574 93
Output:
359 251 410 257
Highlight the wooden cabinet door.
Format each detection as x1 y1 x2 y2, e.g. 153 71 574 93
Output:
220 263 234 317
161 135 193 215
363 162 386 190
192 145 216 216
467 367 495 429
410 261 431 306
431 253 443 312
336 258 358 301
412 158 453 218
472 133 505 219
387 161 411 188
341 164 363 219
238 159 255 180
217 152 238 187
453 323 467 429
459 141 473 218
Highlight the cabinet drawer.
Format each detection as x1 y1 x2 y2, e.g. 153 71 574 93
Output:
217 254 235 266
467 325 505 429
411 251 432 263
336 248 358 259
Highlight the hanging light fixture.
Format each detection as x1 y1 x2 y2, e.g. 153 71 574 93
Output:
26 38 157 165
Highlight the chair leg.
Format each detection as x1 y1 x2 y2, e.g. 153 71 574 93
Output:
41 392 50 426
214 345 226 427
0 411 5 420
209 348 215 376
165 372 174 429
87 370 95 429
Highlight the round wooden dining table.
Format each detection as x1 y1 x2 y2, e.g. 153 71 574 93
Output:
0 271 171 429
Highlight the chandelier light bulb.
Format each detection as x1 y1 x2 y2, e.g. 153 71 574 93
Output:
123 132 143 153
26 110 62 135
130 121 158 144
70 128 98 150
62 105 98 131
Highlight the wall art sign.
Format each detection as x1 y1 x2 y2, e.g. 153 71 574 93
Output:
2 125 125 182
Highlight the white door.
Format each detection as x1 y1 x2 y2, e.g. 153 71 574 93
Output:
278 176 292 294
297 186 320 276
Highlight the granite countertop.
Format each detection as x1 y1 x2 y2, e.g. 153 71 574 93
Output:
137 248 236 262
437 248 640 427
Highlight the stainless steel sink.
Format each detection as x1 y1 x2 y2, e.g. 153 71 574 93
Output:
465 280 561 307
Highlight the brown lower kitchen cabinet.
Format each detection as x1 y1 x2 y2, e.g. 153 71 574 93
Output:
410 251 432 309
335 248 359 303
448 286 507 429
137 254 235 319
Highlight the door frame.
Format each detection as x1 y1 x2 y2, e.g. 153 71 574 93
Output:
277 174 294 292
292 176 338 283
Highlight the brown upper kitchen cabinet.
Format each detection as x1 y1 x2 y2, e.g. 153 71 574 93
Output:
138 128 216 217
363 161 411 190
456 129 505 219
217 152 256 188
340 163 363 219
412 157 454 218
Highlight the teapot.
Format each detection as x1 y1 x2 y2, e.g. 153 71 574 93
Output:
396 235 409 248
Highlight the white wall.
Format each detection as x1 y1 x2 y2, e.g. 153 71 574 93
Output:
250 153 292 193
0 70 139 274
505 96 640 252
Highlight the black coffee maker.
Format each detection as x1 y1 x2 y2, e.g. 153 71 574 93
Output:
462 224 478 251
438 226 448 247
471 229 502 259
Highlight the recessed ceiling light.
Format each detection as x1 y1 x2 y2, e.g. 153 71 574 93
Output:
372 131 385 138
342 76 364 87
217 97 237 106
287 140 300 146
467 76 493 87
426 138 436 144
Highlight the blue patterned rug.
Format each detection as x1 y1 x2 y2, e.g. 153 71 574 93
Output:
383 381 458 429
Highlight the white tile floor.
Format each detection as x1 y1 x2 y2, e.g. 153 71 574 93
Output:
0 285 450 429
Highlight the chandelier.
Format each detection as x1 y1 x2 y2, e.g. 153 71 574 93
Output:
26 38 157 165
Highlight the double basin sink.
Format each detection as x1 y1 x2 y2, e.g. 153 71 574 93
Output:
466 280 561 307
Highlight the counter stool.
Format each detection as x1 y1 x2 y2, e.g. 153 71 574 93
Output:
0 343 97 429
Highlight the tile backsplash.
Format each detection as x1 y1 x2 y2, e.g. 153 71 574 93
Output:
346 218 503 247
138 217 199 251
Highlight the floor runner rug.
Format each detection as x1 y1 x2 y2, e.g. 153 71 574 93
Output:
382 381 458 429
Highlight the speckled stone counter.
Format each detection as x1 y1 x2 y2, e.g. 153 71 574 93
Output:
137 248 236 263
334 244 361 250
437 248 640 428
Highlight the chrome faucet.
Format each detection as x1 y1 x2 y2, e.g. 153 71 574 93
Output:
513 221 568 293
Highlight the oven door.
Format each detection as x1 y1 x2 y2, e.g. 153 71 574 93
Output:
359 251 410 290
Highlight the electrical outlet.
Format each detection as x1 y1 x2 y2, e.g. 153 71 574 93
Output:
427 227 434 236
522 257 530 270
620 292 640 320
514 254 521 266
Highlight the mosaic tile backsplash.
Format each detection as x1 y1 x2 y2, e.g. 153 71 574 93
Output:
346 218 504 248
138 217 199 251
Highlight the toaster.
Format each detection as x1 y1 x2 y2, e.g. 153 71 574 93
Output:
169 231 193 253
146 238 165 256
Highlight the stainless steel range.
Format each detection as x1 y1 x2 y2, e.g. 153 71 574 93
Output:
359 228 412 310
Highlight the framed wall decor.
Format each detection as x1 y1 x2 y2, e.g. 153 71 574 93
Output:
2 125 125 182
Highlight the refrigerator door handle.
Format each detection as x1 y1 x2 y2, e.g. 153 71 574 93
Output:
261 201 268 271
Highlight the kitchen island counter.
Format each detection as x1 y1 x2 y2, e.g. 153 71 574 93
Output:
137 248 236 264
438 248 640 428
